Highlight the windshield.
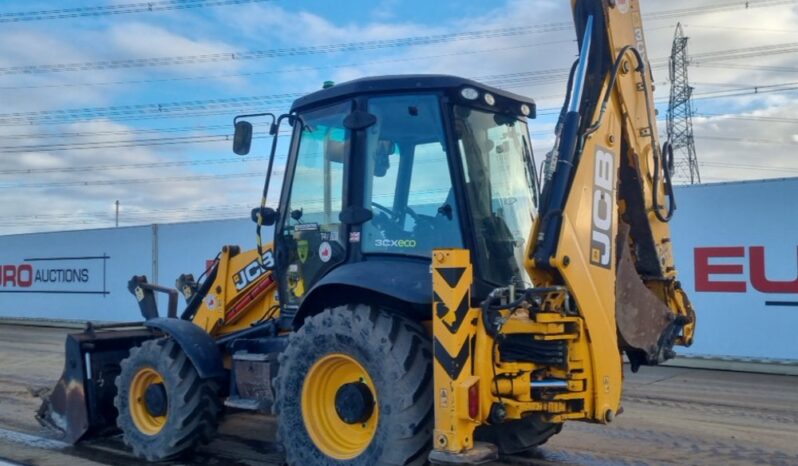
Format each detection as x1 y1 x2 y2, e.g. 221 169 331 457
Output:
280 101 350 305
454 105 538 286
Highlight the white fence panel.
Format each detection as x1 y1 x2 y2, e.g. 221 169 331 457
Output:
670 178 798 360
155 219 271 310
0 226 153 321
1 178 796 362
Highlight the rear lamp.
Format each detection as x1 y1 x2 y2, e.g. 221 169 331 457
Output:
468 382 479 419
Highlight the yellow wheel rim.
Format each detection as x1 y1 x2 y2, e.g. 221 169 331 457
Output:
129 367 167 435
301 353 379 459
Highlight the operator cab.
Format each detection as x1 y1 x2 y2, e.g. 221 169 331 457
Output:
237 75 539 321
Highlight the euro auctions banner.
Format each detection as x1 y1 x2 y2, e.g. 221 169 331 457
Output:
0 219 257 322
0 226 153 321
1 255 108 295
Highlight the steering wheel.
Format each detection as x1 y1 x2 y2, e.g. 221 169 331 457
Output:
371 201 395 219
371 201 422 222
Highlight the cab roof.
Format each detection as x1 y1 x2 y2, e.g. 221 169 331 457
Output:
290 74 536 116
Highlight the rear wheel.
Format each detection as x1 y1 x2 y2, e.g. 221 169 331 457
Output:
275 305 433 466
475 415 562 456
114 338 221 461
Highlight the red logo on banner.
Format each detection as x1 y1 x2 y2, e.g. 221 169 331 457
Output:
695 246 798 293
0 264 34 288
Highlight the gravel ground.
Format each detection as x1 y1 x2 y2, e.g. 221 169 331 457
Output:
0 324 796 466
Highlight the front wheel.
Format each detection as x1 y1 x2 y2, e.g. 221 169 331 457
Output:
114 338 221 462
275 305 433 466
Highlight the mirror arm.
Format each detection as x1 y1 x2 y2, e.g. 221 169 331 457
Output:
261 113 300 207
234 112 276 125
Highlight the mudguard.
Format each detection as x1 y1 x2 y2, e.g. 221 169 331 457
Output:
144 318 225 379
294 258 433 327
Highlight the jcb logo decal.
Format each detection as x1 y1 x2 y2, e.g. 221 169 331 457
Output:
590 147 615 269
233 250 275 291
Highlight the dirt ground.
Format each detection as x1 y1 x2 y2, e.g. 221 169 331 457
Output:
0 324 796 466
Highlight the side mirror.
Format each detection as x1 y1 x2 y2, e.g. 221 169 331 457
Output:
251 207 278 226
233 120 253 155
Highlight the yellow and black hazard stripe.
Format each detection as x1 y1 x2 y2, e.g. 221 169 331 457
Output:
431 249 482 453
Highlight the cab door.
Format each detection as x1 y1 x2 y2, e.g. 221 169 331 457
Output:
275 101 351 311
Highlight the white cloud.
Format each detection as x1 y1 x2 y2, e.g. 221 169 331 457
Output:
2 0 798 235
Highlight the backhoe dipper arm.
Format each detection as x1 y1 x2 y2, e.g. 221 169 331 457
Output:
528 0 695 372
429 3 695 463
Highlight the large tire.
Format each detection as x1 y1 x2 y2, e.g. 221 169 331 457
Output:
275 305 433 466
475 415 562 456
114 338 222 461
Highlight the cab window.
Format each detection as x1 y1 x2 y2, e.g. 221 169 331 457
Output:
362 94 463 256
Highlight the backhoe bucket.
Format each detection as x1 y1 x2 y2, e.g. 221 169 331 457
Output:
36 326 153 444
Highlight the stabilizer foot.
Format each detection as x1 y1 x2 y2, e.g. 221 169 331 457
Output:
429 442 499 465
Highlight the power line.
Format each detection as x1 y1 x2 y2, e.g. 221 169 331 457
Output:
0 123 229 139
644 0 798 20
0 211 250 227
685 24 798 34
690 42 798 64
10 39 795 126
692 81 798 99
0 25 572 76
0 156 268 175
2 203 253 221
696 113 798 123
0 95 301 125
0 133 232 152
700 161 798 173
0 41 573 92
0 172 263 189
2 78 796 150
0 0 275 23
0 68 590 125
693 63 798 74
0 133 275 153
695 135 798 145
2 39 795 127
1 0 792 77
0 62 681 127
0 212 250 228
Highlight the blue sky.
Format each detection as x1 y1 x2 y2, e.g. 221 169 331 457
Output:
0 0 796 234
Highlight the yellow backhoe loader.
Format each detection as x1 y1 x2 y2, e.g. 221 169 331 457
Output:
37 0 695 464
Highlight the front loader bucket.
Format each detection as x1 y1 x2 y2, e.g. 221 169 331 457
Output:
36 326 154 444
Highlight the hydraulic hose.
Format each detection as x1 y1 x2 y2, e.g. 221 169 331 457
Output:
580 45 677 223
653 140 677 222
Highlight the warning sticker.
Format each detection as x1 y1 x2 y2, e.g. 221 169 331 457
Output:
319 242 332 263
